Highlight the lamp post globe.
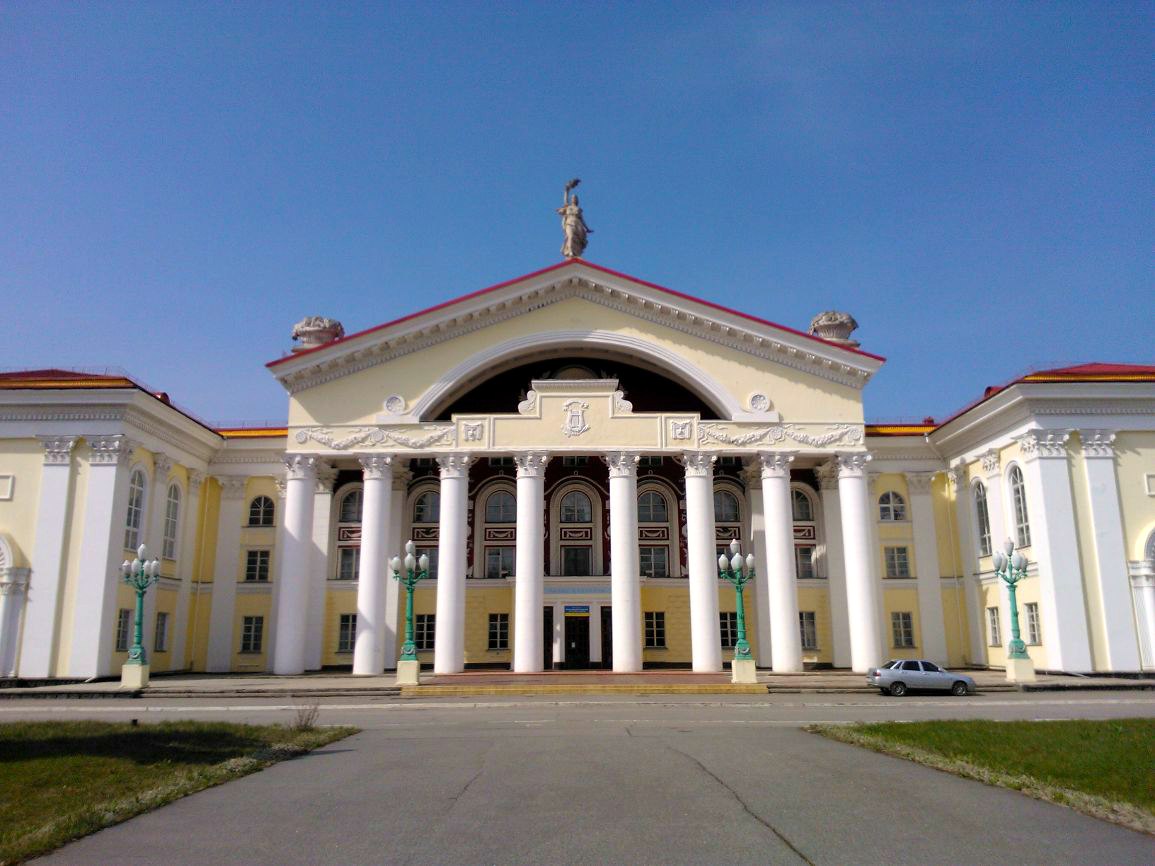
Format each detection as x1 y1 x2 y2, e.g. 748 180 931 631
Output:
392 540 431 685
992 537 1036 683
120 544 161 688
717 540 757 683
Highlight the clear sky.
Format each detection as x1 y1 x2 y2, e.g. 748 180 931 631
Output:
2 2 1151 425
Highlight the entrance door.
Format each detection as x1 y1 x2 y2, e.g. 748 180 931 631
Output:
600 607 613 670
564 615 590 669
543 607 554 670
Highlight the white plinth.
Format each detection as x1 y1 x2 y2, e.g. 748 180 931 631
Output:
121 663 150 689
395 659 421 686
730 658 758 684
1005 656 1037 683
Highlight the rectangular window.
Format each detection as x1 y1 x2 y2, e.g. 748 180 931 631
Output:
245 549 271 582
488 457 514 468
716 456 742 468
241 616 264 653
154 611 169 653
416 547 439 579
799 611 818 650
639 545 669 578
795 545 816 579
337 547 360 581
488 613 510 650
415 614 436 651
987 607 1001 647
638 456 663 468
884 546 911 578
115 608 132 652
891 611 915 648
337 613 357 653
1025 602 1040 645
484 547 515 579
719 611 738 649
644 611 666 648
562 456 589 467
562 546 592 576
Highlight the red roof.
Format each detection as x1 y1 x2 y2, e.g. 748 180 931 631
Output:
0 368 129 382
267 258 886 368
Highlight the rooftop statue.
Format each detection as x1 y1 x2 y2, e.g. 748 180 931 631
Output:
291 316 345 352
809 310 860 348
557 178 591 258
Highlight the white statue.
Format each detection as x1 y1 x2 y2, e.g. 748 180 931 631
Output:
291 316 345 352
557 178 591 258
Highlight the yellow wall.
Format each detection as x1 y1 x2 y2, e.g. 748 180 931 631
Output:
881 587 921 660
0 439 44 568
1116 431 1155 561
641 585 690 664
796 586 833 665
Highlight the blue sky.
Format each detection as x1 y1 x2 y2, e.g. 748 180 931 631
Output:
2 2 1151 425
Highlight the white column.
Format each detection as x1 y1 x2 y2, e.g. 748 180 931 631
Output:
1132 564 1155 668
980 451 1015 654
266 476 287 672
837 452 883 672
513 452 548 673
206 475 248 672
759 452 802 672
948 467 987 666
743 464 773 665
1017 430 1093 671
1079 431 1141 670
433 454 471 674
304 463 335 671
382 467 409 670
68 435 134 678
0 569 30 677
906 471 948 664
19 436 78 677
272 456 318 675
816 461 852 668
684 451 722 673
353 455 394 675
142 453 174 664
605 452 642 672
170 469 203 670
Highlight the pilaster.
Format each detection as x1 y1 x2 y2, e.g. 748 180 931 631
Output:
170 469 203 669
743 462 773 665
905 471 947 663
304 461 336 671
947 467 987 665
206 475 248 672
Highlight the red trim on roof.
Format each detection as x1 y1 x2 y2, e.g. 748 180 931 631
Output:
0 368 128 382
267 259 885 368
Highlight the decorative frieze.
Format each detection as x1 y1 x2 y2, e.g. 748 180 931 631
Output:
1017 429 1070 460
294 425 455 451
698 422 863 449
681 451 716 478
603 452 640 478
1080 429 1116 459
38 436 78 466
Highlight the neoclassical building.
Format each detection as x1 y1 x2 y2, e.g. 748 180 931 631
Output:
1 258 1153 679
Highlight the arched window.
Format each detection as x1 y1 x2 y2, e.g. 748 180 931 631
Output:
878 491 907 522
973 481 992 557
637 490 668 523
339 489 363 524
560 490 592 523
124 469 147 550
1008 466 1031 548
335 487 363 580
484 491 516 523
1146 529 1155 562
413 491 439 524
791 489 813 522
248 495 275 527
713 490 740 523
162 484 181 559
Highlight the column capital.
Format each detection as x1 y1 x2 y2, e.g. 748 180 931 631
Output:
903 471 936 494
392 467 413 491
946 465 967 492
603 451 640 478
436 453 472 479
758 451 795 478
815 460 840 490
358 453 394 480
514 452 550 477
1017 429 1071 461
680 451 715 478
835 452 872 478
87 434 135 467
152 452 175 481
1080 429 1116 458
316 460 338 493
284 454 319 480
216 475 249 500
37 435 78 466
979 448 1001 477
740 459 761 486
188 469 206 492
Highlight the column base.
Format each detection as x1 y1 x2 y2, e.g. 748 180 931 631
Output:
730 658 758 684
1005 656 1036 683
395 659 421 686
121 662 150 689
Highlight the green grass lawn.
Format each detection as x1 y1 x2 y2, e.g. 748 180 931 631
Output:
0 719 356 865
811 719 1155 833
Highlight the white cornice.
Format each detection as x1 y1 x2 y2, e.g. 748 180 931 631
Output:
270 266 882 397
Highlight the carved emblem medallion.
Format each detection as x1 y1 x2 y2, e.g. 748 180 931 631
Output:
562 400 590 437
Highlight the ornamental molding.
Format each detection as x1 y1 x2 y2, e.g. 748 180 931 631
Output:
0 568 30 596
283 454 318 481
759 451 795 478
1079 429 1116 458
903 471 936 494
358 454 394 480
836 452 872 477
209 450 285 466
680 451 716 477
980 449 1001 477
316 462 338 493
436 454 472 478
0 408 125 423
187 469 206 492
1017 429 1070 460
814 460 840 490
152 452 175 481
946 466 967 492
561 400 590 438
38 435 78 466
462 422 485 443
697 422 863 449
215 475 249 499
392 467 413 491
514 452 550 477
517 391 538 415
294 425 456 451
274 275 877 397
670 420 693 441
123 408 220 464
87 435 135 466
603 451 640 478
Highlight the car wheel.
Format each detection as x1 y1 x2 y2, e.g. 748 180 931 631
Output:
951 681 969 696
889 682 907 697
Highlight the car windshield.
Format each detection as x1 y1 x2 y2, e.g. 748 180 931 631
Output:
883 660 900 669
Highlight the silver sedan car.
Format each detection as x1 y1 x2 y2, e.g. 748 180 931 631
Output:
866 659 976 696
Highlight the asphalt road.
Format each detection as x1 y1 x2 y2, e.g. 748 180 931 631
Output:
18 691 1155 865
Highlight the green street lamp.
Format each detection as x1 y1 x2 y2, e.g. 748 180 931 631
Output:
717 539 758 684
391 540 430 685
991 537 1037 683
119 543 160 688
